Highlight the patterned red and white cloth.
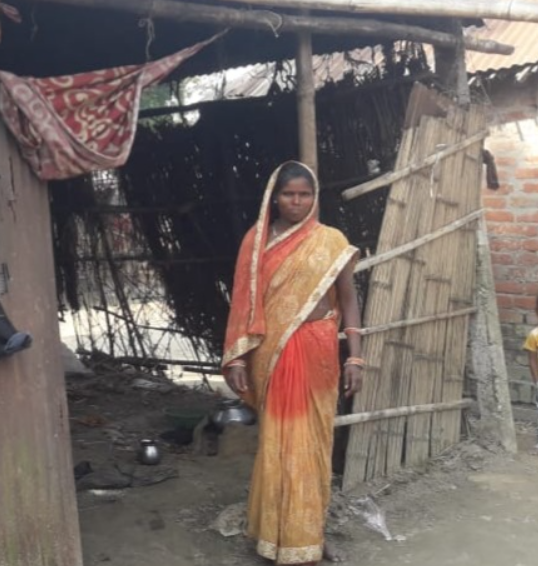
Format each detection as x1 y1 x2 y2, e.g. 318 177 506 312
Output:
0 34 219 180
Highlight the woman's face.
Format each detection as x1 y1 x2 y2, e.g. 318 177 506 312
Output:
275 177 315 225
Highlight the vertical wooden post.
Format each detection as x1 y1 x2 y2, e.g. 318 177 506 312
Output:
434 18 471 105
296 19 318 172
0 120 83 565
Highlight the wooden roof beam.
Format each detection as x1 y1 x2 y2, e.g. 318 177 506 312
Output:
213 0 538 23
30 0 514 56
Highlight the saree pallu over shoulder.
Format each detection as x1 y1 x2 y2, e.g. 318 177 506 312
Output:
223 161 322 373
252 224 356 409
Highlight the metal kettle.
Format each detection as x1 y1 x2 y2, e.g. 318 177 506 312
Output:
138 439 162 465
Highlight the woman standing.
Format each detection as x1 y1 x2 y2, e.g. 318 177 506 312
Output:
222 161 363 565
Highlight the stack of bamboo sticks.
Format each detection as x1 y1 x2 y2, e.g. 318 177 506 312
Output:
343 84 486 488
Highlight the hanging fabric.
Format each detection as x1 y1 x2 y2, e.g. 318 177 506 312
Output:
0 32 222 180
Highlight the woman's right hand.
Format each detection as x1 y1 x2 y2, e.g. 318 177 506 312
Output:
226 366 250 394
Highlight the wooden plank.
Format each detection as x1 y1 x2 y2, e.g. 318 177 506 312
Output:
0 121 83 566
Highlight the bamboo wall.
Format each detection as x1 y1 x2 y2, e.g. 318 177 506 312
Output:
344 84 487 488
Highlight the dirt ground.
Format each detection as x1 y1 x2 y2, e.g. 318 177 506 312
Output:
68 369 538 566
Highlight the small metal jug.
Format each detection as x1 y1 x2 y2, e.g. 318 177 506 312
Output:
138 439 162 465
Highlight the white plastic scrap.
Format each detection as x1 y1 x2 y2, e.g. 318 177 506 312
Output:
349 496 393 541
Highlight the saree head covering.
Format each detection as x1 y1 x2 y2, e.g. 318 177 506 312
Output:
222 162 357 564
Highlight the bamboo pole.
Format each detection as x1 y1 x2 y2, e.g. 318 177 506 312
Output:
334 399 474 427
338 306 477 338
354 209 482 273
212 0 538 23
296 16 318 172
31 0 514 55
342 130 489 201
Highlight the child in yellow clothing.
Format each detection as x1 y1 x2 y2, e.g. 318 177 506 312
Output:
523 323 538 407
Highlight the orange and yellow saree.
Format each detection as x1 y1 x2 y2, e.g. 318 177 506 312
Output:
223 162 357 564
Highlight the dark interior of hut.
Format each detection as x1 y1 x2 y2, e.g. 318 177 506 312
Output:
50 51 433 362
1 1 473 363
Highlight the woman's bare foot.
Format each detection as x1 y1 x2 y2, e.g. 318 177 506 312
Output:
323 542 346 563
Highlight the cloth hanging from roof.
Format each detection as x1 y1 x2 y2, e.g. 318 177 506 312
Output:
0 33 221 181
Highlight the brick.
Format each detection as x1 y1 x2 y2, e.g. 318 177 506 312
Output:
517 211 538 223
495 281 526 294
515 324 534 338
524 154 538 165
510 196 538 208
492 265 528 281
523 183 538 193
493 265 510 281
525 312 538 324
482 196 507 209
514 295 537 309
510 267 530 279
497 169 513 183
519 252 538 266
497 294 515 308
503 337 526 350
483 183 514 196
487 224 538 237
490 252 515 265
485 210 514 223
489 238 521 252
515 168 538 179
487 140 522 153
525 282 538 295
495 157 518 167
522 239 538 252
499 308 524 324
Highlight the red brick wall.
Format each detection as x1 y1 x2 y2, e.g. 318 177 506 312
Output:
483 80 538 402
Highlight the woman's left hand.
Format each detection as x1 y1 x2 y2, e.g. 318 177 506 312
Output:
343 364 362 398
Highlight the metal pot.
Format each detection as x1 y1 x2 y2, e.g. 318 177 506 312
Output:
138 439 162 465
210 399 256 428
